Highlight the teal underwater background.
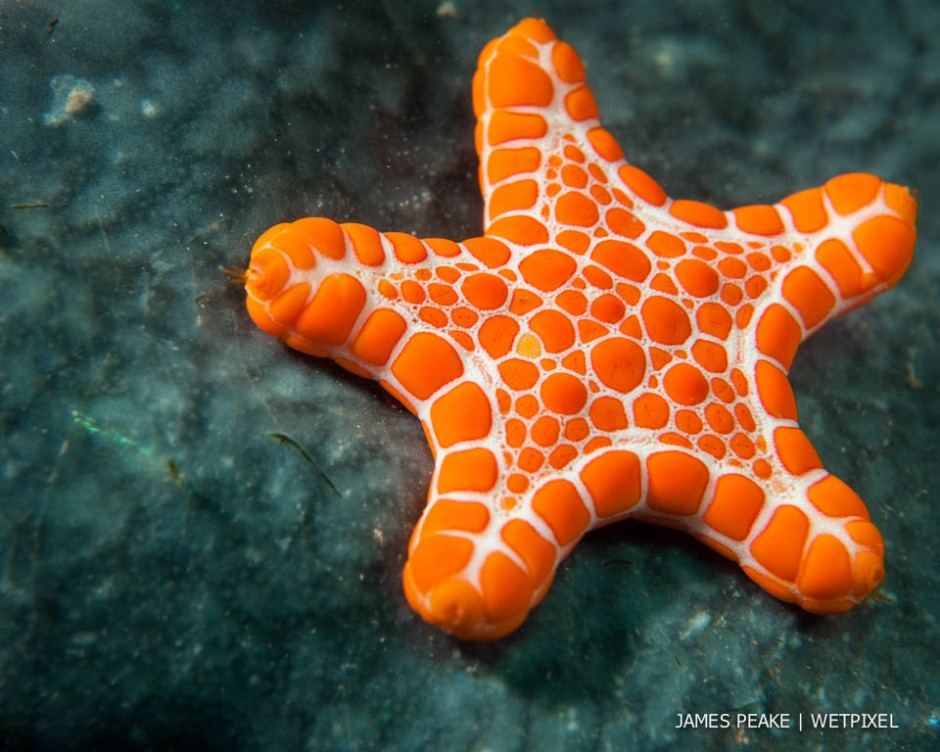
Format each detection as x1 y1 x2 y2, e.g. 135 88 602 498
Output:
1 0 938 749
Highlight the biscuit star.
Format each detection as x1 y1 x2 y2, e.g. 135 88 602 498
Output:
245 18 917 639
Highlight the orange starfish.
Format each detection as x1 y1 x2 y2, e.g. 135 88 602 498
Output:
244 18 917 639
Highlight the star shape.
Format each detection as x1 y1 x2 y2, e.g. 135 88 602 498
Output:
244 18 917 639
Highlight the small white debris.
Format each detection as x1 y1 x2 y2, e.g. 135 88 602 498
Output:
44 74 96 125
140 98 159 119
679 610 712 641
437 2 457 18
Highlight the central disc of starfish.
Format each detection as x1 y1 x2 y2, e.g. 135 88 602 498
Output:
244 18 917 639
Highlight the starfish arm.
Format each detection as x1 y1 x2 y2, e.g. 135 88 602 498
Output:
245 218 514 412
724 471 887 615
474 19 653 251
624 451 890 615
760 173 918 344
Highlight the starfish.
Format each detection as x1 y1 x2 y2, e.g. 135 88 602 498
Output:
244 18 917 639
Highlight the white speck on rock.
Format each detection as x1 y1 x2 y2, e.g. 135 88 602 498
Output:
44 74 97 126
680 610 712 641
